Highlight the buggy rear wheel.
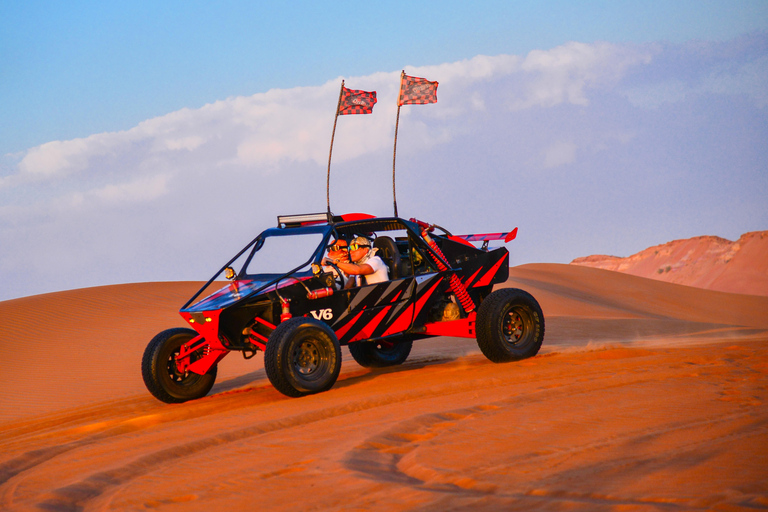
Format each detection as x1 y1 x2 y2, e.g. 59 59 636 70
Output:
476 288 545 363
348 338 413 367
264 317 342 397
141 327 218 403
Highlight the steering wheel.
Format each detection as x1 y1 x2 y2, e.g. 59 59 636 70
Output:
325 261 345 289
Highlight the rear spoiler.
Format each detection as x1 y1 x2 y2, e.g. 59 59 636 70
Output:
450 227 517 249
454 227 518 243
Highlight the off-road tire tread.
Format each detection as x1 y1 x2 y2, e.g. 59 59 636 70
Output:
141 327 217 403
348 339 413 367
476 288 545 363
264 317 341 397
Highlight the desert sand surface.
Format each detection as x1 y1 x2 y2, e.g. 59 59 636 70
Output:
571 231 768 296
1 263 767 511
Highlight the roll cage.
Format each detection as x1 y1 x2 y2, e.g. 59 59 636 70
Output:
182 215 450 312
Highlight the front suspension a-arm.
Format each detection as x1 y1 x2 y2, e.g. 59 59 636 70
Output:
175 335 229 375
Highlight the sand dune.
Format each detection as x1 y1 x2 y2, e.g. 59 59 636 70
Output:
571 230 768 296
1 264 766 511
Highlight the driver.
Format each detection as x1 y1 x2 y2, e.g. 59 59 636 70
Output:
323 238 350 289
333 236 388 287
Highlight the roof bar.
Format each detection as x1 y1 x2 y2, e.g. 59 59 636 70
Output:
277 212 333 228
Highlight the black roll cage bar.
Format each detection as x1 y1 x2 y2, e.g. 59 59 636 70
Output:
181 216 457 311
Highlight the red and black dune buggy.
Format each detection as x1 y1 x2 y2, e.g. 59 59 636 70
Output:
142 213 545 402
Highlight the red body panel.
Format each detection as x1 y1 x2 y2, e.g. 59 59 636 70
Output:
422 312 477 338
177 310 230 375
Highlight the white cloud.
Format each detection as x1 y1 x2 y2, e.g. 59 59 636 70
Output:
543 141 578 168
8 42 651 191
469 92 486 111
18 137 99 177
513 42 654 109
164 136 205 151
411 54 521 83
87 173 171 203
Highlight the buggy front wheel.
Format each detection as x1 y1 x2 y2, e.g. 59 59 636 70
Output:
264 317 342 397
141 327 218 403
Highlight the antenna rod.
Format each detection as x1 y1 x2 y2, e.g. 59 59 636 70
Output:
392 70 404 217
327 80 345 214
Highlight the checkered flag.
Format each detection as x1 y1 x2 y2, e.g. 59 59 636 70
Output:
390 71 439 217
398 74 438 106
327 81 377 213
338 87 377 115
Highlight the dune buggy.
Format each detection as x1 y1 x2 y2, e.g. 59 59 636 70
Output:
142 213 545 402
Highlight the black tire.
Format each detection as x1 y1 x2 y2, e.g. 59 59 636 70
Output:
476 288 545 363
264 317 342 397
141 327 218 403
348 338 413 368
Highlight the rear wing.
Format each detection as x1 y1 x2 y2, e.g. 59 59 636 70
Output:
454 228 517 243
451 227 517 249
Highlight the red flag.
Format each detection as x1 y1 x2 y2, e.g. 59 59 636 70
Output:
398 74 438 106
338 87 377 115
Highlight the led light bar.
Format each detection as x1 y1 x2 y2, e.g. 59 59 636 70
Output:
277 212 333 228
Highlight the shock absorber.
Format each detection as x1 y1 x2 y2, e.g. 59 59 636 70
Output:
418 226 476 314
280 298 292 322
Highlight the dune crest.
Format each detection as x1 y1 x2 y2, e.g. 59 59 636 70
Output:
571 230 768 296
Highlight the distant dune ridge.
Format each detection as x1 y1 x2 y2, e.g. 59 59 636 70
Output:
571 230 768 296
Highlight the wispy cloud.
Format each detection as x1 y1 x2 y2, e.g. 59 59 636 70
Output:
514 42 654 109
621 38 768 109
543 141 579 169
6 41 654 192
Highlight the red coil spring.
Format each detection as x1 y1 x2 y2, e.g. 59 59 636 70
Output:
421 229 476 313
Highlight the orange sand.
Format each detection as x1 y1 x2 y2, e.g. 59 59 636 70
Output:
1 264 767 511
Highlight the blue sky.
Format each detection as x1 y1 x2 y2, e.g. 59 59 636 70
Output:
1 1 767 300
3 0 766 155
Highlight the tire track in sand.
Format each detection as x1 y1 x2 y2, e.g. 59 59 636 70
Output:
2 360 551 511
344 382 766 510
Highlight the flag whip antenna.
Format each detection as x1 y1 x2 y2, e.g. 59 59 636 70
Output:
327 80 345 215
392 71 404 218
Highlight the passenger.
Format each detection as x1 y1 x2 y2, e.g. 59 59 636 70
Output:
323 238 350 288
333 236 389 287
